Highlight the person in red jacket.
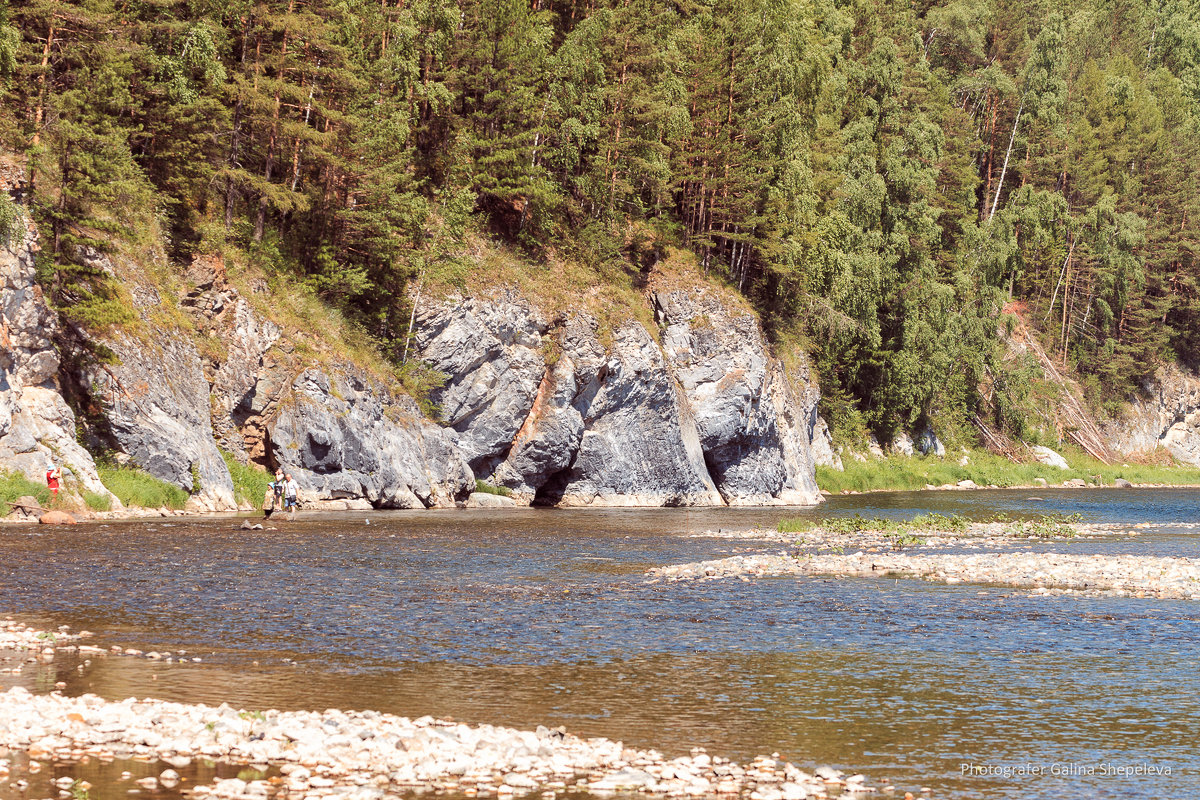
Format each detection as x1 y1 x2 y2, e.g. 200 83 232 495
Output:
46 465 60 497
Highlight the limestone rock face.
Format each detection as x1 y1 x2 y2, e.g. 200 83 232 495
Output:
267 368 474 508
0 211 114 501
810 416 844 471
654 289 821 505
85 329 237 511
1102 366 1200 465
549 321 722 507
413 295 549 476
418 289 824 507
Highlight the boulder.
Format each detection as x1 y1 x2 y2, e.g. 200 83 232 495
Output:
6 495 43 519
38 510 76 525
1031 445 1070 470
891 432 915 457
1114 477 1133 488
464 491 517 508
916 429 946 457
867 435 885 458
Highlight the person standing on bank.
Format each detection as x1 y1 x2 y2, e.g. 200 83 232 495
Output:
45 464 60 497
284 473 299 518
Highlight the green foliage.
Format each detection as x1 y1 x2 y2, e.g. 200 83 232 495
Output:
0 190 21 248
396 360 448 421
0 470 51 514
1004 513 1084 539
1 0 1199 433
221 450 271 509
817 449 1200 493
83 491 111 512
474 479 512 498
98 464 188 510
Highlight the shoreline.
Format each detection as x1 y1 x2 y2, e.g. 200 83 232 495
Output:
0 622 879 800
6 479 1200 524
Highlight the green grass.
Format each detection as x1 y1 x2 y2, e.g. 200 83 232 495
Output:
83 491 112 512
98 464 189 509
474 479 512 497
221 450 273 508
0 470 52 514
815 448 1200 494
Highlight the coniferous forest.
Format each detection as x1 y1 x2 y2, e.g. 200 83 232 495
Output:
1 0 1199 444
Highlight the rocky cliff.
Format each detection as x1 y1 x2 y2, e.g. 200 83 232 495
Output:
0 213 117 505
414 286 824 507
1102 366 1200 465
3 164 827 510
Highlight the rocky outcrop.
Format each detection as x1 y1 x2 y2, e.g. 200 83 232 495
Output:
68 250 236 512
415 287 825 507
0 204 115 503
267 368 473 508
655 289 820 505
1102 366 1200 465
412 296 548 476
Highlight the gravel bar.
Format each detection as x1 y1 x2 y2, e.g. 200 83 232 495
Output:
0 687 879 800
648 552 1200 599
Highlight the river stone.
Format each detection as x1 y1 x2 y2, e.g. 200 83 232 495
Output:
38 510 76 525
654 288 821 506
268 368 473 508
1031 445 1070 470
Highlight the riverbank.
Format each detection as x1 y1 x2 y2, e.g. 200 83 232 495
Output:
0 678 875 800
815 449 1200 495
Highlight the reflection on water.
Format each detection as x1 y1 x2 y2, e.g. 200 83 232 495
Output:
2 489 1200 799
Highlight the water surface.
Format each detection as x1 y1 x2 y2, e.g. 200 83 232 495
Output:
2 488 1198 799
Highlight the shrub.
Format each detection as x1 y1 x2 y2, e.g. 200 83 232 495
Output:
98 464 189 509
0 470 51 514
221 450 272 508
83 491 112 512
474 479 512 497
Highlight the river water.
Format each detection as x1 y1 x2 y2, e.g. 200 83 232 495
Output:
2 488 1199 799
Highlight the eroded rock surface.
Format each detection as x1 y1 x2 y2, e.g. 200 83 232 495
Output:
268 368 473 508
0 208 114 501
1103 366 1200 464
655 289 821 505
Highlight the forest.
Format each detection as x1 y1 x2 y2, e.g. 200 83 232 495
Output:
1 0 1198 444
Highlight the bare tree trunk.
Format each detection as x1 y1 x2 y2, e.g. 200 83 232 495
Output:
988 98 1024 223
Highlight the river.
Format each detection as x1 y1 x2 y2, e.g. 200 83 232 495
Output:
2 488 1199 799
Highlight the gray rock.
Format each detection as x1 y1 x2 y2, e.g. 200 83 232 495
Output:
810 416 843 471
916 428 945 457
891 432 915 456
84 328 236 511
413 295 549 475
268 368 473 508
1031 445 1070 470
1114 477 1133 488
551 322 724 507
0 202 115 502
654 289 821 505
464 491 517 508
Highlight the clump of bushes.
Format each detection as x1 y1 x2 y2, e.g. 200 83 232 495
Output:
221 451 273 507
0 470 52 514
474 479 512 497
97 464 188 509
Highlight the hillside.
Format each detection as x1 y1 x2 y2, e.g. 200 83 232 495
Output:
3 1 1200 509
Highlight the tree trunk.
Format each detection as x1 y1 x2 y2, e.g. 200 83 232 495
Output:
988 98 1023 223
